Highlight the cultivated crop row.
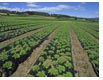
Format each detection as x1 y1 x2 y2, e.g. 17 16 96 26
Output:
72 25 99 76
28 26 74 77
0 21 51 32
0 22 54 42
0 25 57 76
73 22 99 39
77 22 99 32
0 21 29 28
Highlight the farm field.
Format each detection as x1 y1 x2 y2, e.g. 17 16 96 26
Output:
0 2 99 77
0 16 99 77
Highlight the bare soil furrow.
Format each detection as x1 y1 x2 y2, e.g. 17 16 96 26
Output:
69 27 97 77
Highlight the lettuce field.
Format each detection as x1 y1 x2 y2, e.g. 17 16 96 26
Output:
0 16 99 77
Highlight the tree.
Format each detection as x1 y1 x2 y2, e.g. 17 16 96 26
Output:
36 71 46 77
56 65 65 73
3 61 12 69
21 13 29 16
6 12 10 16
48 67 58 76
74 17 77 20
0 9 10 13
50 14 70 19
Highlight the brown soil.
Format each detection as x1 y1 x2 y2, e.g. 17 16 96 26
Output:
0 27 45 49
11 28 59 77
69 27 97 77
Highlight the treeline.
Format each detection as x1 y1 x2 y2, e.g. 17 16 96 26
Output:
0 9 71 18
0 9 50 16
0 9 99 22
0 9 79 18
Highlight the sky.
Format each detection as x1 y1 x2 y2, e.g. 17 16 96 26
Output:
0 2 99 18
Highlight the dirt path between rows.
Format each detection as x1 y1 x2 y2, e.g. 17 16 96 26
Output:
11 28 59 77
69 27 97 77
80 27 98 43
0 27 45 49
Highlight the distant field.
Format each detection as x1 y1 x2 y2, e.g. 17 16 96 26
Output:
0 15 99 77
0 13 56 21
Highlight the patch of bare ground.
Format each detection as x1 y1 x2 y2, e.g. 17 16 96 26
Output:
0 27 45 49
80 27 98 43
11 28 59 77
69 27 97 77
